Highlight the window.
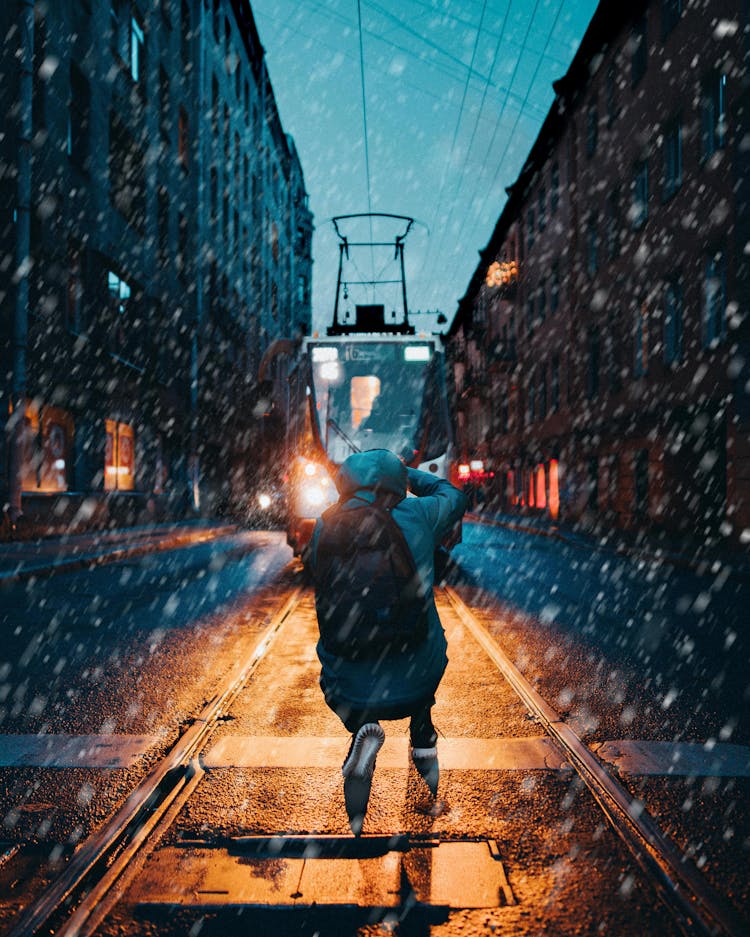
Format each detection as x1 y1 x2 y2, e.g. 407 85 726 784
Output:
65 242 84 333
211 75 219 137
550 262 560 314
233 209 239 249
550 162 559 214
528 372 536 424
298 274 307 304
606 64 618 126
212 0 220 40
606 188 620 259
631 159 648 228
178 106 189 169
661 0 681 38
244 79 250 125
105 419 135 491
178 212 188 280
662 117 682 199
703 248 727 346
701 72 727 160
634 448 649 514
68 62 90 170
663 276 682 364
33 4 48 132
160 0 171 27
209 166 218 224
537 186 546 231
110 0 128 63
223 104 230 160
180 0 190 65
633 299 649 377
538 367 547 421
538 281 546 321
587 327 600 398
526 295 534 334
607 310 622 394
551 356 560 412
631 15 647 86
586 102 598 156
234 131 240 189
586 215 598 276
130 11 145 87
526 207 535 251
157 186 169 267
159 66 170 145
244 154 250 201
106 268 144 367
109 111 146 231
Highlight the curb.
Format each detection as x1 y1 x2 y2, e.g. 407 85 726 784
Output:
0 525 240 585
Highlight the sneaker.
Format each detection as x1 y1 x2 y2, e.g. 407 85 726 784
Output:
411 744 439 797
341 722 385 836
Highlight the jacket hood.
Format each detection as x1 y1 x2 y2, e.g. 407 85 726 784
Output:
335 449 407 501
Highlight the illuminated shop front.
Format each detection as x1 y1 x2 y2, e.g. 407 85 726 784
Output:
105 419 135 491
19 400 74 493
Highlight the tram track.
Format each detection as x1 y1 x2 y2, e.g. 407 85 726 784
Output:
5 578 747 936
442 585 747 937
7 580 304 937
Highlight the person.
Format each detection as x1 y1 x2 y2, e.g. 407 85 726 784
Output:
309 448 467 834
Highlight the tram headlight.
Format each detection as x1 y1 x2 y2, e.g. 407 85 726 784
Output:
301 483 325 508
257 493 272 510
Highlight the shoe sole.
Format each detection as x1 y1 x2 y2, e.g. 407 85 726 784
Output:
342 727 385 835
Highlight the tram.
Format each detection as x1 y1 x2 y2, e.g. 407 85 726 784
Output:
285 213 455 556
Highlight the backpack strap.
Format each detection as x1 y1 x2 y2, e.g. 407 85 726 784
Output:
368 500 419 579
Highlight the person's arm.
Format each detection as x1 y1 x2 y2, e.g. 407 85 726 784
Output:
407 468 467 541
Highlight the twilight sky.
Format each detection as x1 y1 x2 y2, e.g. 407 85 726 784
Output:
251 0 599 333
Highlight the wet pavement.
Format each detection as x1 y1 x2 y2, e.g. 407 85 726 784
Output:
0 522 746 934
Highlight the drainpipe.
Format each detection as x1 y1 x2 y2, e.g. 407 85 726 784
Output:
7 0 34 526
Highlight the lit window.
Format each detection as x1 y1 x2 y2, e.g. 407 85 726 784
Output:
130 13 145 84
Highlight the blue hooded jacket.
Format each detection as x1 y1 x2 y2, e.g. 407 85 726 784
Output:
310 449 467 711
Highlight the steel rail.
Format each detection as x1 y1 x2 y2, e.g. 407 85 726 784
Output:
442 585 747 937
8 580 304 937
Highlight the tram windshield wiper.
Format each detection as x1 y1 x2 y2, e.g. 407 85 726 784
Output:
326 417 361 455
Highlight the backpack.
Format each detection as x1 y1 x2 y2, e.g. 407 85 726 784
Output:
313 499 429 661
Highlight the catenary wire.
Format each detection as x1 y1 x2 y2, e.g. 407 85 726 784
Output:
438 0 566 303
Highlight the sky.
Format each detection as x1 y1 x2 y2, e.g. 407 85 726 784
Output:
251 0 600 334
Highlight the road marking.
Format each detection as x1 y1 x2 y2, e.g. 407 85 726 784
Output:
1 734 747 778
201 735 750 777
0 734 161 768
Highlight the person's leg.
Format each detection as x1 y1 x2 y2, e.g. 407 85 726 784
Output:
409 699 437 749
409 698 439 797
339 707 385 837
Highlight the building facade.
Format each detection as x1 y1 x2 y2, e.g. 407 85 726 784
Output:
0 0 313 536
449 0 750 545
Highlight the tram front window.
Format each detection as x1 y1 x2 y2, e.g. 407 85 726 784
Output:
310 342 443 464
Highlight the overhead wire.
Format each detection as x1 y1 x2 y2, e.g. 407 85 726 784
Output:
420 0 513 285
437 0 566 303
355 0 376 295
421 0 548 302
